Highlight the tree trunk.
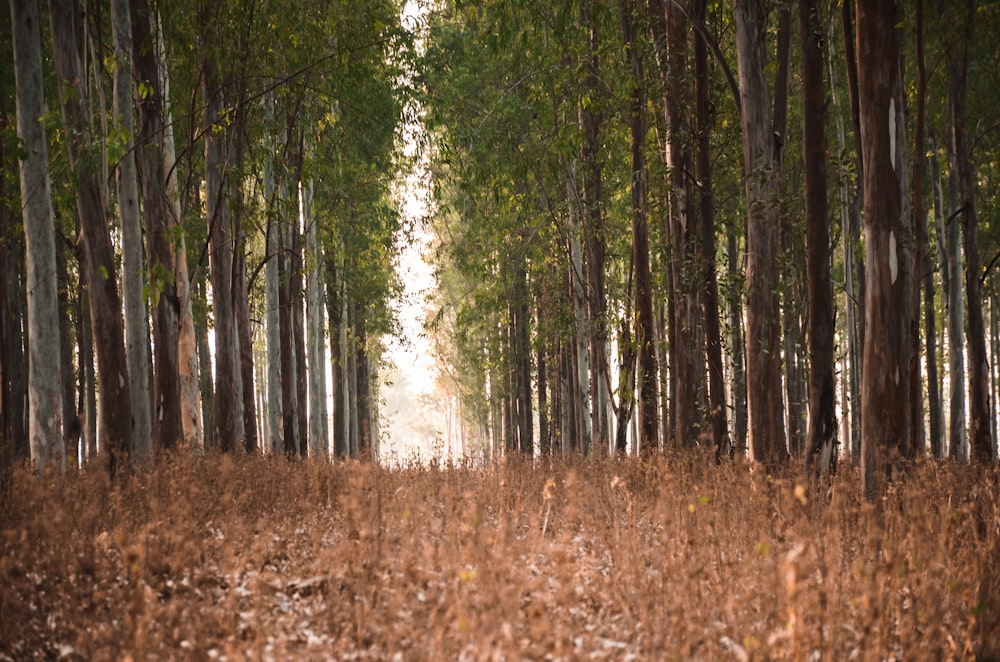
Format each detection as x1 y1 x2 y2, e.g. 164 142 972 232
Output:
948 0 994 463
620 0 658 454
50 0 133 473
857 0 912 499
156 14 202 451
132 0 183 451
734 0 787 466
291 211 307 457
580 0 610 456
691 0 729 460
264 120 283 455
908 0 928 458
324 255 348 459
202 36 243 453
111 0 152 456
0 138 27 467
841 0 864 458
11 0 65 473
800 0 837 474
304 180 328 458
194 277 215 449
653 0 702 449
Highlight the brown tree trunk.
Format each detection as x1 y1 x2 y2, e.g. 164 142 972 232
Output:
908 0 928 458
620 0 658 454
580 0 610 455
0 139 27 466
201 27 243 453
692 0 729 461
948 0 994 463
652 0 702 449
132 0 183 451
50 0 133 473
800 0 837 474
734 0 787 466
857 0 912 499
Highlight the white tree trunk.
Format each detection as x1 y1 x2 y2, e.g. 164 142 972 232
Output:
264 97 283 454
567 167 592 454
304 180 328 457
157 14 203 450
112 0 152 455
11 0 65 472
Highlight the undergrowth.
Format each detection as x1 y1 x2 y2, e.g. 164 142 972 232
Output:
1 452 997 660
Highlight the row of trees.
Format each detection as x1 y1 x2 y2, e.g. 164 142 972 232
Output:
421 0 1000 491
1 0 411 475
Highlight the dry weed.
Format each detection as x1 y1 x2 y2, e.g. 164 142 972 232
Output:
1 452 997 660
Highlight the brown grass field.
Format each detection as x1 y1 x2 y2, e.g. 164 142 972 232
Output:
1 452 998 660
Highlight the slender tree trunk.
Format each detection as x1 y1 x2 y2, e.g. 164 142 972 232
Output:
50 0 133 473
567 169 592 455
691 0 729 460
57 247 77 462
925 195 943 458
620 0 658 454
325 255 348 459
841 0 864 457
279 202 298 456
800 0 837 474
264 120 283 454
653 0 702 448
11 0 65 473
908 0 928 458
304 180 328 458
156 14 203 451
536 292 550 455
355 319 372 459
735 0 787 466
202 36 242 453
948 0 994 463
194 277 215 449
857 0 912 499
580 0 610 456
112 0 151 456
0 143 28 467
727 218 747 454
132 0 183 451
291 206 307 456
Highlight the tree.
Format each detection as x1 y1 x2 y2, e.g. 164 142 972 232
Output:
10 0 64 473
947 0 995 463
619 0 658 454
857 0 912 498
112 0 152 457
734 0 787 466
50 0 135 475
800 0 837 474
132 0 184 451
691 0 729 461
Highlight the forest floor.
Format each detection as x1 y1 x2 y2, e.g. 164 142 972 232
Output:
1 451 998 661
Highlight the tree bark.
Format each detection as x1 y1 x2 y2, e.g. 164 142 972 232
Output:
691 0 729 461
734 0 787 466
908 0 927 458
857 0 912 499
111 0 152 456
11 0 65 473
50 0 133 473
304 180 328 458
948 0 994 463
132 0 183 451
620 0 658 454
201 23 243 453
0 133 28 468
800 0 837 474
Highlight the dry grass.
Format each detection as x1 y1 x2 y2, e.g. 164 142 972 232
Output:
1 451 998 660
